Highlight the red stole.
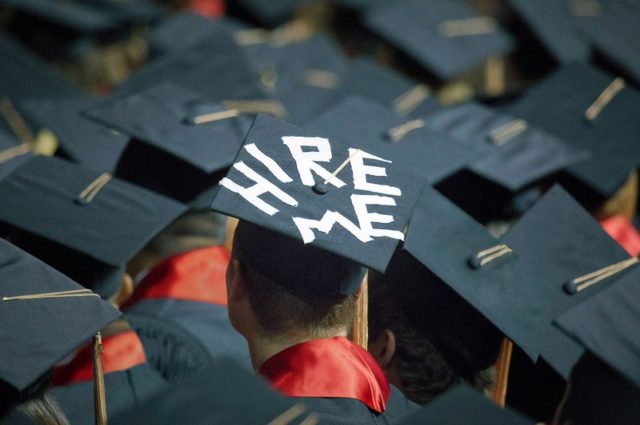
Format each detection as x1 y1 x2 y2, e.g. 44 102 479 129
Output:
185 0 225 17
600 216 640 257
123 246 230 309
259 336 390 413
53 331 147 386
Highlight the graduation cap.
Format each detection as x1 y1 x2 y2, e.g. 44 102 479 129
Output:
500 185 636 378
116 28 266 101
506 64 640 209
20 96 129 174
0 130 31 182
112 358 311 425
424 101 588 192
0 238 120 406
398 384 534 425
574 0 640 86
555 263 640 389
241 33 348 124
83 83 253 203
0 155 187 298
363 0 514 80
211 113 425 283
305 96 476 184
148 12 247 56
333 57 443 117
400 185 544 361
503 0 590 64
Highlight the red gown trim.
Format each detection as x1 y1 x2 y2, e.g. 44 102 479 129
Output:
600 216 640 257
53 331 147 386
258 336 390 413
123 246 230 308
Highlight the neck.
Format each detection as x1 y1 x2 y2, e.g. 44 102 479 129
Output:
246 328 348 371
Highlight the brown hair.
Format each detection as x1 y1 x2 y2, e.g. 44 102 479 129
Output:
240 260 357 340
17 388 70 425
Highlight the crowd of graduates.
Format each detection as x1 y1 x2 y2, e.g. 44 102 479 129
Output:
0 0 639 424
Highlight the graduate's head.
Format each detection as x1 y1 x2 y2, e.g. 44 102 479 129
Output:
367 250 501 405
226 220 365 341
553 353 640 425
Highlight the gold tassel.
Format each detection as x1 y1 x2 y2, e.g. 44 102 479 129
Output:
491 338 513 407
352 272 369 349
93 333 108 425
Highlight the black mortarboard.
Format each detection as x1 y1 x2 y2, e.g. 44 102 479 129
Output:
555 264 640 389
20 96 129 173
148 12 247 56
401 185 544 361
334 0 389 12
241 33 348 125
364 0 514 80
83 83 252 203
211 113 424 277
506 64 640 209
0 155 186 298
305 96 476 184
112 358 307 425
398 385 534 425
424 101 588 192
501 185 635 378
116 28 265 101
574 0 640 86
503 0 590 64
0 238 120 404
334 57 443 117
0 130 31 182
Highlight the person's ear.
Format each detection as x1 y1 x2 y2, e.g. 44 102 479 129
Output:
368 328 397 369
226 259 246 302
114 273 134 308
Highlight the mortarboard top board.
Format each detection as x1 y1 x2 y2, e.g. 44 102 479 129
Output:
116 29 266 101
112 358 308 425
0 130 31 182
398 384 534 425
503 0 590 65
0 155 187 298
148 12 247 57
574 0 640 86
334 0 390 12
505 63 640 208
83 83 252 203
211 113 425 286
332 56 443 117
305 96 476 184
555 264 640 389
20 96 129 174
422 101 589 193
363 0 514 81
500 185 635 378
0 238 120 399
402 185 544 361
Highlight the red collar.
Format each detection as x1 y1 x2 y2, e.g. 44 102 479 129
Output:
258 336 390 413
123 246 230 308
53 330 147 386
600 216 640 257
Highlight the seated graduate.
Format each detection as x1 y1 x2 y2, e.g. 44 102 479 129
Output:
210 114 426 424
0 239 119 425
122 210 251 371
366 187 538 406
